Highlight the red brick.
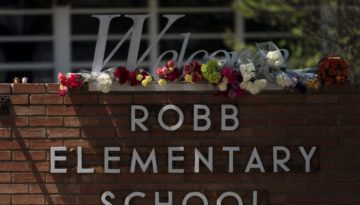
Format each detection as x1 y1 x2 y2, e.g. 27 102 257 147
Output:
305 115 338 126
269 94 305 104
99 94 132 104
271 116 305 127
30 94 63 104
47 106 77 116
238 94 270 104
15 128 46 138
0 83 11 93
0 184 28 194
340 94 360 103
64 95 98 105
30 139 63 149
32 162 49 172
0 117 28 127
10 94 29 104
0 139 29 150
0 150 11 160
12 173 45 183
305 94 339 104
0 162 29 171
30 117 63 127
339 116 360 126
0 196 10 205
47 128 80 138
133 94 171 104
287 194 321 204
13 106 46 116
12 150 47 161
46 83 60 93
82 128 117 138
322 84 357 93
12 83 46 93
64 117 99 127
201 94 238 104
12 195 44 205
0 128 12 138
0 173 10 183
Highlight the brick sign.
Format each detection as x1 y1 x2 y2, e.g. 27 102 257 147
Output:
0 84 359 204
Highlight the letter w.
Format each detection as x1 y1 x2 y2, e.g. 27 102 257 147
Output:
92 14 184 72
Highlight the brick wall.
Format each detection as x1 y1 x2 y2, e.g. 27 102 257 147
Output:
0 83 359 205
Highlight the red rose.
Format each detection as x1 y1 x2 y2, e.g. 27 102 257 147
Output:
114 66 129 84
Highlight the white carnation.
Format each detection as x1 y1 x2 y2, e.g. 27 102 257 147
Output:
266 50 285 68
96 73 113 93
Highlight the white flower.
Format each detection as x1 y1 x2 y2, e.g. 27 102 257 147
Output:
240 79 267 95
96 73 113 93
275 72 292 88
266 50 285 68
239 63 256 82
218 77 228 91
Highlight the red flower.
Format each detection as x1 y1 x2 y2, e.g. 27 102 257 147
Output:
192 73 202 82
114 66 129 84
128 71 138 86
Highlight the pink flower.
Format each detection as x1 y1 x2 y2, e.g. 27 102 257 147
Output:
166 60 176 68
222 67 233 77
58 85 68 96
58 72 67 85
156 66 168 76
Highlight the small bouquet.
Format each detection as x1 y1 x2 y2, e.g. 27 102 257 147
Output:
114 66 153 87
255 41 289 83
218 67 244 98
156 60 180 86
201 59 222 84
318 56 350 85
58 72 84 96
183 61 203 83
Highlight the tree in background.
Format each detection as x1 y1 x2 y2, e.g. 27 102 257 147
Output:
227 0 360 82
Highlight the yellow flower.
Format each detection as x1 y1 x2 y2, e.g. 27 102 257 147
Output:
145 76 152 82
307 79 320 90
184 74 193 83
136 74 143 81
158 79 167 86
141 79 150 87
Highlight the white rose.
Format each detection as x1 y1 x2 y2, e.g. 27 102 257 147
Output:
275 72 292 88
266 50 285 68
96 73 113 93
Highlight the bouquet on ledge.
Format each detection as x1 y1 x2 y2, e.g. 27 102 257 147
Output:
114 66 153 87
318 56 350 85
156 60 180 86
183 61 203 83
58 72 84 96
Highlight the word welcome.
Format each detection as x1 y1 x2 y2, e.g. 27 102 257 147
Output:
92 14 238 73
50 146 317 174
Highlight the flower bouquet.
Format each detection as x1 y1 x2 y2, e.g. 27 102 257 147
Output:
318 56 350 85
58 72 84 96
156 60 180 86
183 61 203 83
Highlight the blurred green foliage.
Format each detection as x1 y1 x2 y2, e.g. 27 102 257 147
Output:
228 0 360 82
